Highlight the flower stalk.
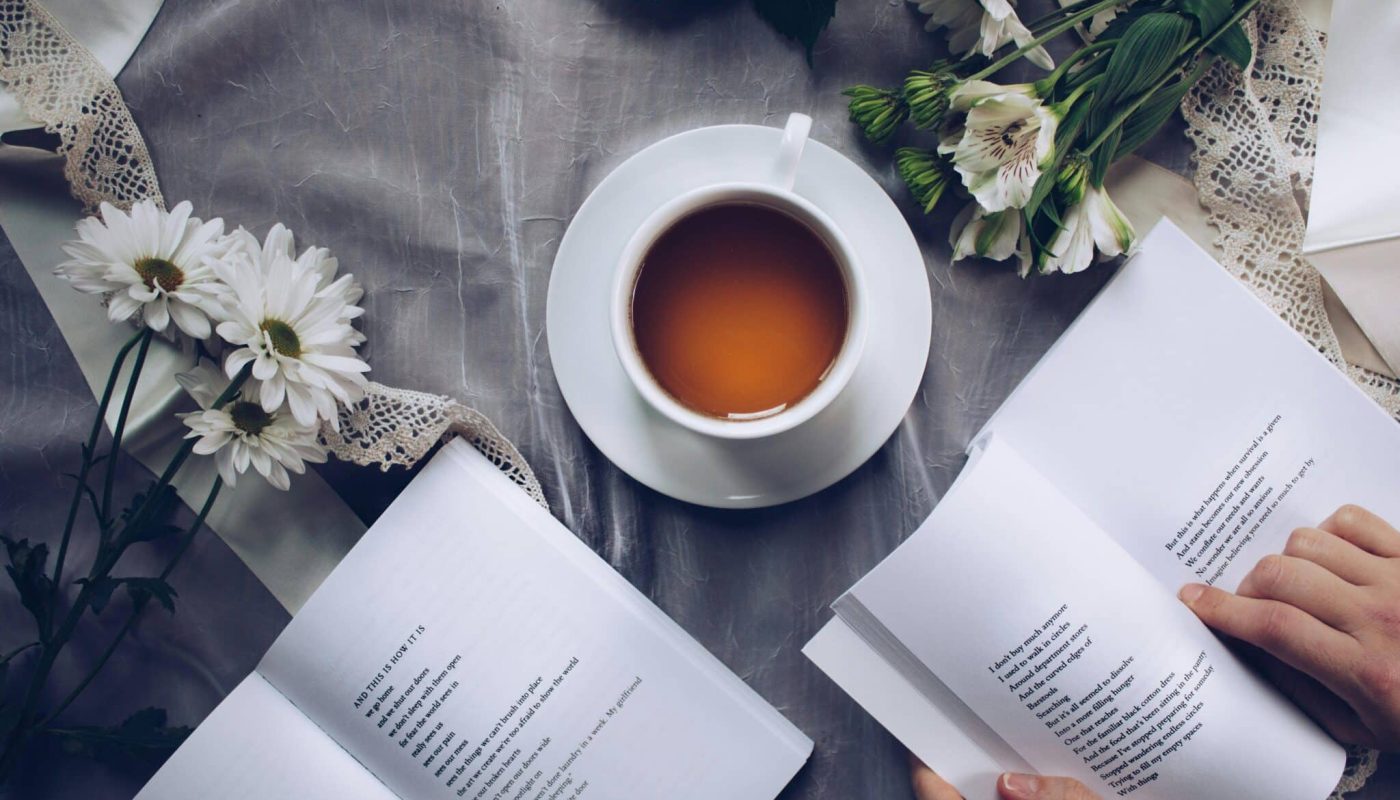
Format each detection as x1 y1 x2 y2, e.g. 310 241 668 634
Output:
4 201 368 783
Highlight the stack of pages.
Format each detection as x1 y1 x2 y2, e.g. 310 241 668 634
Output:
806 221 1400 800
138 439 811 799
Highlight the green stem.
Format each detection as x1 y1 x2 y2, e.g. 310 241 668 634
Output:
99 328 155 529
116 363 250 546
969 0 1125 81
1084 0 1260 154
48 328 145 637
1036 40 1114 97
1 364 252 775
38 478 223 728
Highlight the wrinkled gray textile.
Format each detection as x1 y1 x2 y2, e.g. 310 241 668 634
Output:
1 0 1397 796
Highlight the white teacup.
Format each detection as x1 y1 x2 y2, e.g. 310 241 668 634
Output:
610 113 868 441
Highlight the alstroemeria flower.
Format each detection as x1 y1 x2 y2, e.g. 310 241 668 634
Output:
950 202 1033 276
909 0 1053 70
939 85 1060 212
1042 185 1137 274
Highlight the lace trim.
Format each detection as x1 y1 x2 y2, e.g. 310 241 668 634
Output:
1181 0 1400 420
0 0 163 211
0 0 547 508
324 382 546 507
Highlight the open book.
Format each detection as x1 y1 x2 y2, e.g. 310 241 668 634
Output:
805 221 1400 800
139 439 811 800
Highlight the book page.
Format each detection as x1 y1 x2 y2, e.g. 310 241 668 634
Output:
803 616 1030 800
255 439 810 800
979 220 1400 593
136 674 398 799
839 438 1343 800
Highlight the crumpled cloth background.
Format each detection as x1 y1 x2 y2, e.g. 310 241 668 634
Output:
1 0 1396 796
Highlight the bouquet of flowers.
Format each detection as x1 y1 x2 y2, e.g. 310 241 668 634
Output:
0 200 369 777
848 0 1257 275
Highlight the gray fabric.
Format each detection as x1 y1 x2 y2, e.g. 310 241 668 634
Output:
1 0 1397 796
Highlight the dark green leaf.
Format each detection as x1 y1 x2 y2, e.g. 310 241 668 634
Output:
3 536 53 632
752 0 838 65
76 576 120 615
1100 13 1194 104
43 707 190 773
1113 74 1196 158
124 578 178 613
1177 0 1231 35
118 483 179 542
1091 128 1120 184
1210 22 1251 69
125 524 182 545
1096 3 1158 42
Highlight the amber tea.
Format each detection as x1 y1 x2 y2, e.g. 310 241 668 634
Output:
629 203 850 420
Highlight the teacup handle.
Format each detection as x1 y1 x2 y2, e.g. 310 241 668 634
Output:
772 113 813 191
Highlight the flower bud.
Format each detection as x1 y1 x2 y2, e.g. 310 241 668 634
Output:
903 68 957 130
844 85 908 145
1055 152 1091 206
895 147 953 214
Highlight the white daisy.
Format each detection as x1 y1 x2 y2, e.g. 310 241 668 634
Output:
938 84 1060 212
949 201 1033 276
1043 184 1136 275
211 228 369 429
55 200 230 339
177 362 327 491
226 223 366 344
909 0 1053 70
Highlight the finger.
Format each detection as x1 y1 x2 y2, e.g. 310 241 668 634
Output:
997 773 1099 800
1284 526 1388 586
1319 505 1400 558
1235 554 1364 631
1179 583 1361 697
910 756 965 800
1248 651 1379 748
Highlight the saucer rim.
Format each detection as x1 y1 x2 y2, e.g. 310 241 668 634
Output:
546 121 933 509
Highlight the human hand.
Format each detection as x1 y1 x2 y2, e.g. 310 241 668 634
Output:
1179 504 1400 751
911 756 1099 800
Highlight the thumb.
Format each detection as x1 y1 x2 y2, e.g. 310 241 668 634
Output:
997 773 1100 800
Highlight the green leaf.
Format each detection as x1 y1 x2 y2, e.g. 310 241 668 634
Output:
43 707 190 773
76 577 120 615
118 483 179 543
1091 128 1120 184
1210 22 1251 69
1100 13 1194 104
752 0 838 65
3 536 53 632
1177 0 1231 35
124 577 178 613
1113 75 1196 158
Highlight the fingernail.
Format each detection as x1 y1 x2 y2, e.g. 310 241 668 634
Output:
1178 583 1206 604
1000 773 1040 797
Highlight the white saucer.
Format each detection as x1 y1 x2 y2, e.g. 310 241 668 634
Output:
546 123 932 508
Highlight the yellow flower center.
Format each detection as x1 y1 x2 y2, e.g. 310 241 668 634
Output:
229 401 273 436
259 319 302 358
133 257 184 292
